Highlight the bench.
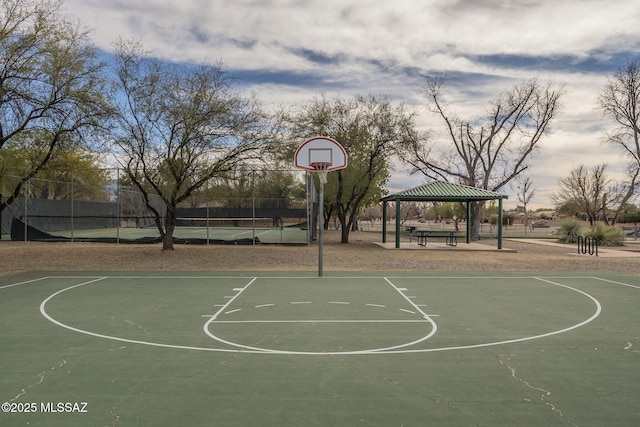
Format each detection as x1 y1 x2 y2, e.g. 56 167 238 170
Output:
412 230 458 247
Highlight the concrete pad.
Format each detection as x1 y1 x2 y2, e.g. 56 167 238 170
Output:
507 238 640 258
374 241 517 252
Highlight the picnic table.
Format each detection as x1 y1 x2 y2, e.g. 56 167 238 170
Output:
413 230 458 247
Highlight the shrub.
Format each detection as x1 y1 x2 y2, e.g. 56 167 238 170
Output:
587 223 625 246
556 219 582 243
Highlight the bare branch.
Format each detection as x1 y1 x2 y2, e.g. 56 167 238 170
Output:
407 76 563 236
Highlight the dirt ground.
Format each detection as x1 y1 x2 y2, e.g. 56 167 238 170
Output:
1 230 639 277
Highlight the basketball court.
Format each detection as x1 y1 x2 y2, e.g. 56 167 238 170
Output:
3 138 639 426
1 270 639 425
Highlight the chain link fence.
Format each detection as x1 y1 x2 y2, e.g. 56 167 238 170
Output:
1 169 313 245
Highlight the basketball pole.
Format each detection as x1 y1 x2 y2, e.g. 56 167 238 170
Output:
294 136 348 278
318 177 324 277
314 164 329 277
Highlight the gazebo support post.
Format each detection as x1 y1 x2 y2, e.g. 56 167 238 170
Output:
395 199 401 248
382 201 387 243
498 198 503 250
466 202 471 244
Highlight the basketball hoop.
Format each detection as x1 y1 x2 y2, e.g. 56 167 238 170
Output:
294 137 347 277
310 161 331 184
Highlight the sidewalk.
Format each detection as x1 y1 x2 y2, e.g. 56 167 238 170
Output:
506 238 640 258
375 241 516 252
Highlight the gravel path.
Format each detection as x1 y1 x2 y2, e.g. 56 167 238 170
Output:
1 230 639 277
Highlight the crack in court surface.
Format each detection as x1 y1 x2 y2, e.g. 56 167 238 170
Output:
497 354 578 427
10 359 67 402
624 337 640 353
124 319 152 337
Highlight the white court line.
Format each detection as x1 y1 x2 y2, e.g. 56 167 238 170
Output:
206 319 430 323
12 274 632 282
39 278 255 354
592 277 640 290
28 274 638 355
201 276 439 355
0 276 52 290
383 277 433 321
376 277 604 355
230 229 274 239
208 277 257 321
94 274 640 282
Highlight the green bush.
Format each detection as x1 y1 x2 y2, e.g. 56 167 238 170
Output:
587 223 625 246
556 219 582 243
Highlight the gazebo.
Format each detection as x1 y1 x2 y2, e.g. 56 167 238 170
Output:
380 180 509 249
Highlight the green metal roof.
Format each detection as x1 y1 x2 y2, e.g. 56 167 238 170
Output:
381 180 508 202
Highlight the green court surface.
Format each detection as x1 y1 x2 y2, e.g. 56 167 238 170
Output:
1 271 639 426
48 225 307 244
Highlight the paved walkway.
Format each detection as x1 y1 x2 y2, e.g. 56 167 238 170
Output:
375 238 640 258
507 238 640 258
374 241 516 252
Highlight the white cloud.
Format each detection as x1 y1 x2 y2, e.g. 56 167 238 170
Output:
64 0 640 209
68 0 640 63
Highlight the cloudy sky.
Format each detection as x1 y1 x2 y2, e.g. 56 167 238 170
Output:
65 0 640 209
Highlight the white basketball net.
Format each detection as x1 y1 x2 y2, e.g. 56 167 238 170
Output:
311 162 330 184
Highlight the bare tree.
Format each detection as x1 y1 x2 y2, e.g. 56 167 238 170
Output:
0 0 108 221
552 164 625 226
286 94 418 243
406 77 563 238
109 39 273 250
598 58 640 215
516 176 535 235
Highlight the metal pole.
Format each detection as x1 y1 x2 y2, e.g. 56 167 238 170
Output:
395 199 401 248
466 202 471 243
382 201 387 243
206 181 210 245
24 179 28 242
498 198 503 249
116 168 120 244
318 178 324 277
70 178 74 242
252 169 256 246
306 172 311 245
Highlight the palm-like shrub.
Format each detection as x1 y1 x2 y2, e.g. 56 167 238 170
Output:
587 223 625 246
556 219 582 243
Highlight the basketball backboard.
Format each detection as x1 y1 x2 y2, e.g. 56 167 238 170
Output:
294 136 347 276
294 137 347 171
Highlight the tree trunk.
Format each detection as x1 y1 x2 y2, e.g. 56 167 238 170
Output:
340 217 349 243
162 233 174 251
470 201 483 240
163 207 176 251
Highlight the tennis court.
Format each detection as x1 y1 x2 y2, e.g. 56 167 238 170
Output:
11 219 308 245
52 223 307 245
1 271 639 426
